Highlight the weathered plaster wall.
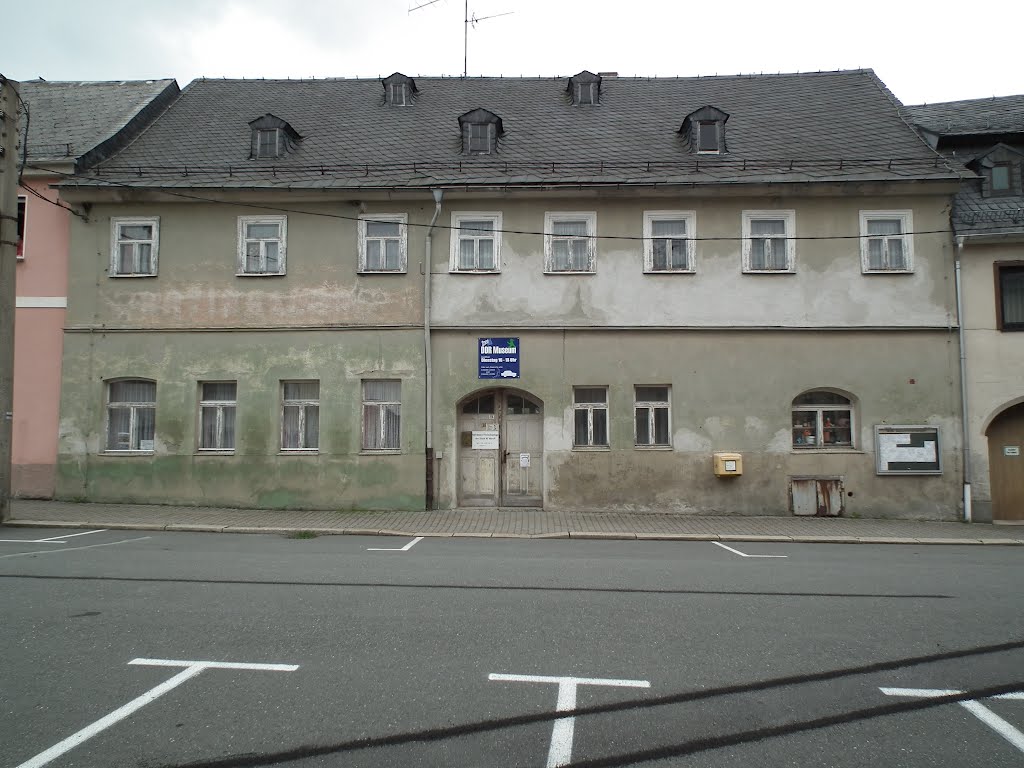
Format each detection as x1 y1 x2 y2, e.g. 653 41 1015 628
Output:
431 194 955 329
56 329 425 509
432 329 962 519
961 240 1024 521
12 176 70 497
68 201 429 329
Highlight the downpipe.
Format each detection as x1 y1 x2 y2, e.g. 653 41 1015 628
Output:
424 189 443 510
954 236 972 522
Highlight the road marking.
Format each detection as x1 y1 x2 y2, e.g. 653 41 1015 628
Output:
0 540 67 544
880 686 1024 754
0 537 151 560
712 541 787 559
36 529 108 542
489 673 651 767
368 536 424 552
14 657 299 768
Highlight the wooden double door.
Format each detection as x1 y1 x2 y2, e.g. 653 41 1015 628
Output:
458 389 543 507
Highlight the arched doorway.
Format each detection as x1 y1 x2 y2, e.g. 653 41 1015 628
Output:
457 388 543 507
986 402 1024 522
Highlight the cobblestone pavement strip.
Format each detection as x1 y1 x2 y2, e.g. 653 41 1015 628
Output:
3 499 1023 545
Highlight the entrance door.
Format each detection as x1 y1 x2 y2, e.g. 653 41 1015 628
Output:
457 389 543 507
987 403 1024 522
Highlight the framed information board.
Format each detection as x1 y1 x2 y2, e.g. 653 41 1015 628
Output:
874 425 941 475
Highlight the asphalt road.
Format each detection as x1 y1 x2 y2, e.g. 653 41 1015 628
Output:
1 528 1022 767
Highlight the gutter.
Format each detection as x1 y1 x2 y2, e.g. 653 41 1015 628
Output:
954 235 971 522
424 189 444 510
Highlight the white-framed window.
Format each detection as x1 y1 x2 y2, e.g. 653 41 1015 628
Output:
742 210 795 273
105 379 156 452
110 217 159 277
255 128 281 159
198 382 236 452
635 386 671 447
390 83 408 106
450 212 501 272
860 211 913 273
697 122 720 153
545 212 597 273
576 82 599 106
237 216 286 276
16 195 26 259
281 381 320 451
359 214 408 273
362 380 401 451
465 123 493 154
643 211 696 273
573 387 608 448
792 391 854 449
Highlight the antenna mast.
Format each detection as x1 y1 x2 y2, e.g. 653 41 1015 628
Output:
409 0 510 78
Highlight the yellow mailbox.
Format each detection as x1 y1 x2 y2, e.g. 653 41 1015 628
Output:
713 452 743 477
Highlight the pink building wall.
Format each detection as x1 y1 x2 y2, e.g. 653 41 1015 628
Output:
13 176 69 497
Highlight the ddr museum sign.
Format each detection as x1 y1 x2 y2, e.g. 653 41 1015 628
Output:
478 337 520 379
874 425 941 475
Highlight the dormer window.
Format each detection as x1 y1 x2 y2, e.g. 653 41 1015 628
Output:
458 108 503 156
680 106 729 155
248 114 300 160
992 162 1012 194
568 71 602 106
382 72 418 107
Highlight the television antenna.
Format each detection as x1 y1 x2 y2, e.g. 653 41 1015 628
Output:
409 0 513 77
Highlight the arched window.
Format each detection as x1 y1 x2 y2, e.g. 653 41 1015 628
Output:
792 391 853 449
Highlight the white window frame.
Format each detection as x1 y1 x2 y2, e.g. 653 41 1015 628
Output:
110 216 160 277
741 210 796 274
361 380 402 452
576 82 598 106
792 391 855 450
449 212 502 273
281 380 320 452
465 123 493 154
358 213 408 273
104 379 156 453
643 211 696 273
572 386 609 449
255 128 281 159
634 385 672 448
237 215 287 276
16 195 26 260
544 212 597 274
859 210 914 274
198 381 237 453
697 121 720 153
390 83 408 106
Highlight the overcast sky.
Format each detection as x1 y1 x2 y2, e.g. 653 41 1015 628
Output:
4 0 1022 106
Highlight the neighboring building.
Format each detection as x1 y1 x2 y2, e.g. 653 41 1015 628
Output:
905 95 1024 522
55 70 966 518
12 79 179 497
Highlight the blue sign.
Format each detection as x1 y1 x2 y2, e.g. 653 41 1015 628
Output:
478 337 520 379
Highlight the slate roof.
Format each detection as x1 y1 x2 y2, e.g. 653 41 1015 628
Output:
16 79 178 163
63 69 962 192
904 95 1024 238
903 95 1024 136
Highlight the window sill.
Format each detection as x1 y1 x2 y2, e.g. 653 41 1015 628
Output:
644 269 695 275
742 268 795 275
635 444 673 451
110 273 157 278
279 449 319 455
544 270 596 276
862 269 913 275
791 447 863 454
572 445 610 451
100 450 154 456
236 272 286 278
449 269 501 275
358 269 407 275
196 450 235 456
360 449 402 455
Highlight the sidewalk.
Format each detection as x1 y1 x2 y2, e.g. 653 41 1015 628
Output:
4 499 1023 544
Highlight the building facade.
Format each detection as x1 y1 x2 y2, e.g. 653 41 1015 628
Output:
12 79 178 497
56 70 967 517
906 96 1024 522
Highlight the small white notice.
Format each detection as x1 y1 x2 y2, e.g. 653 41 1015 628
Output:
472 431 499 450
520 453 531 468
1005 446 1021 457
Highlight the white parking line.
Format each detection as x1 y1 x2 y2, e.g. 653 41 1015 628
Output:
880 686 1024 754
368 536 424 552
489 673 651 767
0 537 151 559
15 657 298 768
0 530 108 545
712 541 788 559
36 529 108 542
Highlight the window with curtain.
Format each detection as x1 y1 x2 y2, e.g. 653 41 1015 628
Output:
451 214 500 272
198 382 236 451
546 213 596 273
237 216 286 275
860 211 912 272
644 212 695 272
742 211 794 273
111 218 159 276
359 215 407 272
635 386 671 447
281 381 320 451
106 379 156 451
362 380 401 451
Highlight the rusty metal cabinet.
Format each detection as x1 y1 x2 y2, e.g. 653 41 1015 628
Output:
791 477 844 517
